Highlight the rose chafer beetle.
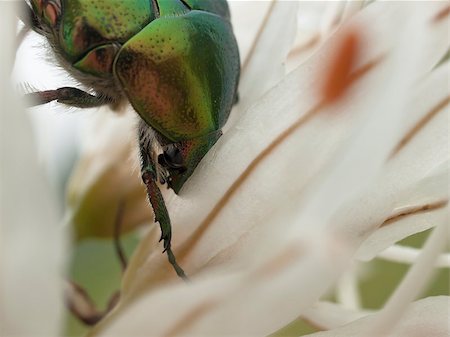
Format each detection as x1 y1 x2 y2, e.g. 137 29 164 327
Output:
22 0 240 278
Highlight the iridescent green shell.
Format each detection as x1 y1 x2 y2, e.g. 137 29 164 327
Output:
34 0 240 192
59 0 155 61
114 10 239 142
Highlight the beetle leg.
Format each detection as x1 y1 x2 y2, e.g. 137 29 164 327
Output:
139 127 188 280
113 200 128 272
24 87 113 108
141 160 188 280
65 280 120 326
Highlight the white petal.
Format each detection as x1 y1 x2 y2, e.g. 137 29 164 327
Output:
228 0 273 64
118 2 449 303
233 0 298 115
376 245 450 268
292 2 449 229
0 3 66 335
336 265 362 310
356 62 450 261
340 1 366 23
365 222 448 336
175 234 353 336
302 301 372 330
91 232 351 336
64 108 152 239
92 2 449 334
91 273 243 337
304 297 450 337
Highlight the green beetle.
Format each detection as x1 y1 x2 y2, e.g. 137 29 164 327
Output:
23 0 240 279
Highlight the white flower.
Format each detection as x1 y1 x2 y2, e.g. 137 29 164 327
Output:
2 1 449 336
0 2 66 335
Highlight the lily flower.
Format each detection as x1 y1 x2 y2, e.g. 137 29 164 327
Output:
2 1 449 336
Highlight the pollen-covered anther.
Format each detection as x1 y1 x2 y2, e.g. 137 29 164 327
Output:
320 29 362 105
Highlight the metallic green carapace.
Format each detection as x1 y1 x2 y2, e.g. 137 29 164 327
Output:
27 0 240 279
114 9 239 190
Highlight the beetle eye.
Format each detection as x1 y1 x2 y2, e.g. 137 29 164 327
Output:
158 146 185 170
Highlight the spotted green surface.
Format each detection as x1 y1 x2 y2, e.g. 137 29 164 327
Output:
115 10 240 142
184 0 231 19
59 0 154 61
157 0 190 17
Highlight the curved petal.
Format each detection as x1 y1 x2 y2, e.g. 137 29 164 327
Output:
91 2 450 336
121 0 449 298
304 297 450 337
65 109 152 239
91 232 352 336
356 61 450 261
234 0 298 115
302 301 372 330
0 3 66 335
376 245 450 268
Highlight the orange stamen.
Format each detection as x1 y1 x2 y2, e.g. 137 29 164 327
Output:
433 5 450 23
321 29 361 104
